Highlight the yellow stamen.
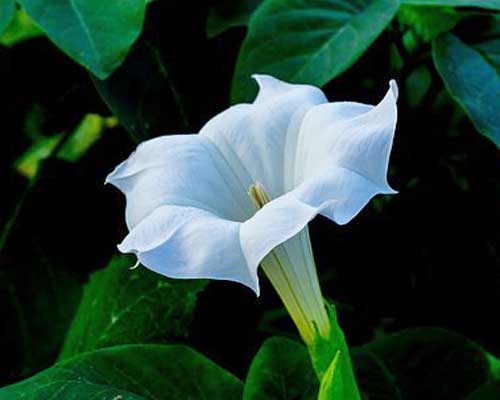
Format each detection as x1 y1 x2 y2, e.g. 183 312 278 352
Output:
248 183 271 209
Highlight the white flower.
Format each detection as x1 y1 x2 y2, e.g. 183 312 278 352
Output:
106 75 398 344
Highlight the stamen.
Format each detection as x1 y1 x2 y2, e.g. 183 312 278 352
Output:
248 183 271 210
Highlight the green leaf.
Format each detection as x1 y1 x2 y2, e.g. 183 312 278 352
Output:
398 5 462 41
0 0 15 37
0 245 82 383
206 0 261 37
59 255 207 360
243 337 318 400
57 114 117 162
14 133 64 179
318 350 342 400
93 41 190 142
405 65 432 107
351 349 401 399
231 0 399 102
308 303 361 399
362 328 494 399
432 33 500 148
0 344 243 400
0 7 43 46
466 379 500 400
14 114 115 180
401 0 500 9
19 0 147 79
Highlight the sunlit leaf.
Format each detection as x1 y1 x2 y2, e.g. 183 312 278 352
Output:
318 350 342 400
398 5 462 41
231 0 399 102
14 114 114 180
58 114 117 162
19 0 147 79
433 33 500 148
0 8 43 47
14 133 64 179
59 255 208 360
309 303 361 399
0 344 243 399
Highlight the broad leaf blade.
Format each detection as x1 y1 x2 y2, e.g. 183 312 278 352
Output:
59 255 207 359
243 337 318 400
0 344 243 400
19 0 147 79
401 0 500 9
93 40 191 142
0 244 82 384
0 0 15 37
362 328 494 399
433 33 500 148
231 0 399 102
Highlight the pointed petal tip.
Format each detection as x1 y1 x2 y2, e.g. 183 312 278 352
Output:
389 79 398 101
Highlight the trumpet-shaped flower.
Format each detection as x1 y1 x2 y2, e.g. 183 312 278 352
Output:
106 75 398 345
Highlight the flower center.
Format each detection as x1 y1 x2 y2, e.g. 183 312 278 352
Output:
248 183 270 210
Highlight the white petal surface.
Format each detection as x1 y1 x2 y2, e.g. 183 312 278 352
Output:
106 135 254 229
118 205 260 294
200 75 326 198
292 81 399 224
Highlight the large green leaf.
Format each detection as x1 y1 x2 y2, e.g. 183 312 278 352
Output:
231 0 399 102
19 0 147 79
93 40 190 142
466 379 500 400
243 337 318 400
0 344 243 399
433 33 500 148
401 0 500 9
59 255 207 360
0 244 82 384
361 328 496 399
0 0 15 37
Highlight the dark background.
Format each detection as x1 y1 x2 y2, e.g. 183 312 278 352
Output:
0 0 498 387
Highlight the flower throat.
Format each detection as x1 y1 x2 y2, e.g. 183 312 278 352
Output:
248 183 330 345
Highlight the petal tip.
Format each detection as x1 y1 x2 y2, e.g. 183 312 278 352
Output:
389 79 399 101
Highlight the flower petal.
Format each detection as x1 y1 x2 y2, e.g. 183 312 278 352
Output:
291 80 399 224
294 80 398 191
200 75 326 198
119 205 260 295
106 135 254 229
